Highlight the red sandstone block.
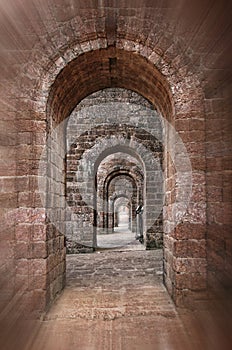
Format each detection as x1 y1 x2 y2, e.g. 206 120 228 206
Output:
175 272 207 290
16 145 32 160
206 131 222 142
0 178 16 192
0 193 17 208
16 259 29 276
225 256 232 276
0 161 16 176
174 240 206 258
30 259 47 276
28 274 47 291
206 157 222 171
32 224 47 241
32 192 43 207
15 224 31 242
0 120 17 133
175 99 204 114
17 192 32 207
30 242 48 259
189 119 205 131
52 237 60 252
16 242 29 259
175 119 189 131
46 224 55 240
185 142 205 156
174 223 206 240
59 236 65 250
179 130 205 143
31 208 46 224
35 132 46 145
190 156 206 171
16 177 30 191
17 132 33 145
206 172 223 186
15 208 46 224
207 186 222 202
191 185 206 203
173 257 207 274
206 118 225 133
24 188 41 208
16 160 41 176
31 145 44 160
206 141 225 156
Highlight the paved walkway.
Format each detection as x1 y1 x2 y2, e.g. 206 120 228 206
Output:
97 228 144 250
29 249 198 350
1 240 231 349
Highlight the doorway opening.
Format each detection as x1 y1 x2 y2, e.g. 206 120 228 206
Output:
114 203 130 232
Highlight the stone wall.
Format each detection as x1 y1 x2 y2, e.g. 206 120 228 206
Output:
205 95 232 294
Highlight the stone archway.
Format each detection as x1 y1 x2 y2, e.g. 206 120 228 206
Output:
112 195 131 231
104 172 139 235
34 44 205 311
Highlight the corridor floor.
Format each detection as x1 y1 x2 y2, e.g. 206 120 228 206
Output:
96 229 145 250
28 248 206 350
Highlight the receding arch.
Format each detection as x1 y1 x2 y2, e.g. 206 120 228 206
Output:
112 195 131 232
42 43 206 308
105 172 138 234
96 152 144 235
46 47 174 127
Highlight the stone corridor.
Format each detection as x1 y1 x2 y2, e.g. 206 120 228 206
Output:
0 1 232 348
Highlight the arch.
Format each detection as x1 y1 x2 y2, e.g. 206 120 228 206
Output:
96 153 143 234
85 136 163 248
106 173 138 234
45 47 174 127
39 42 206 308
112 195 131 232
